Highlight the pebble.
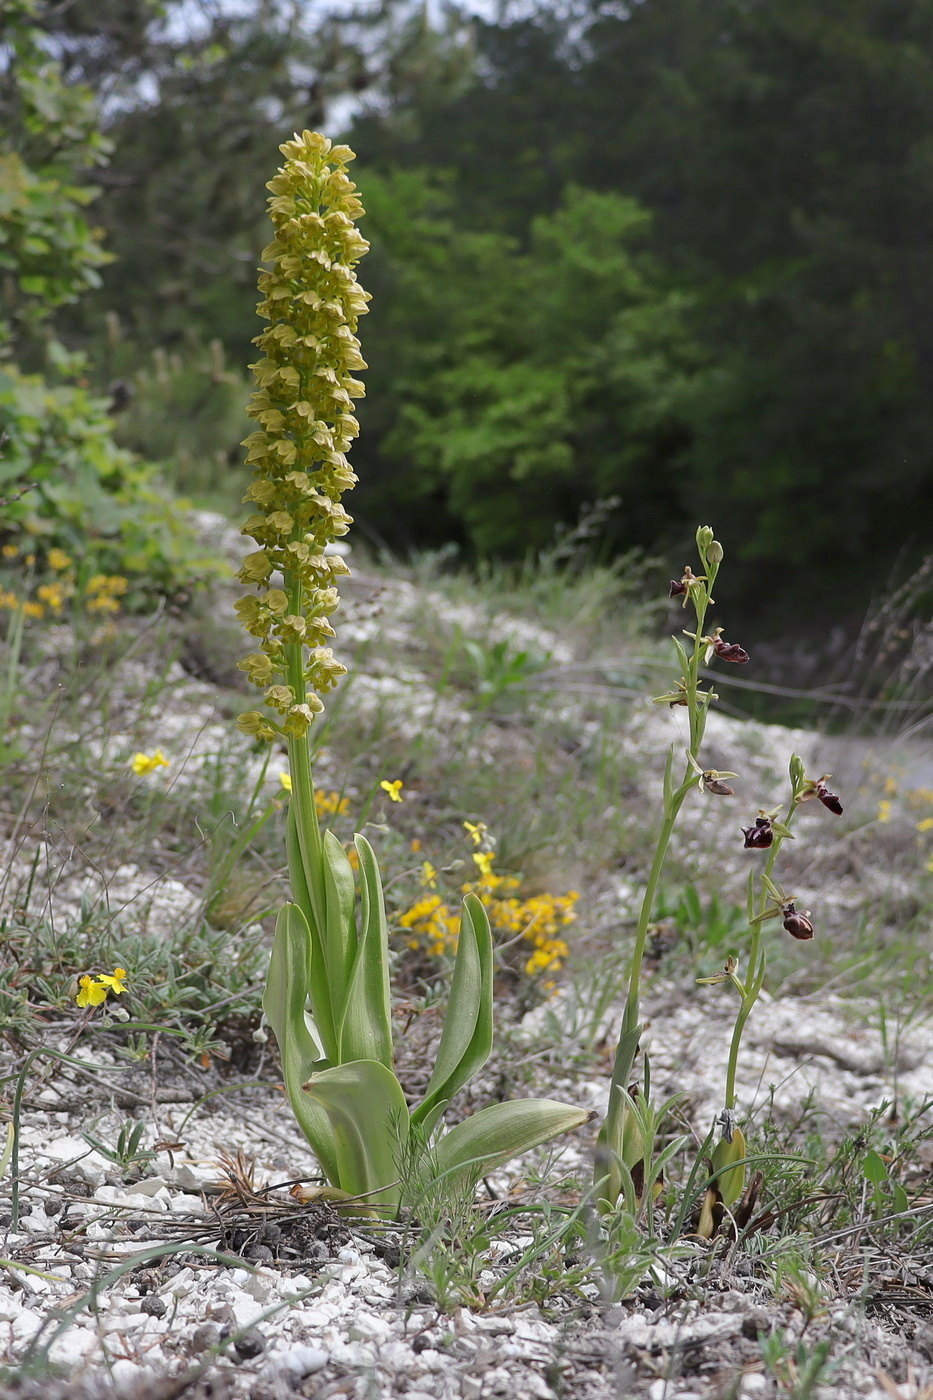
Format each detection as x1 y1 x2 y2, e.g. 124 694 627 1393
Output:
233 1326 268 1359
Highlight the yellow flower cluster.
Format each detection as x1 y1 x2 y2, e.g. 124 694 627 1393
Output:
0 564 127 620
86 574 128 613
235 131 370 745
397 856 578 976
316 788 349 819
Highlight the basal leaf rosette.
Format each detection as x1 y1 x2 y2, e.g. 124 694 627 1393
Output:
236 130 371 743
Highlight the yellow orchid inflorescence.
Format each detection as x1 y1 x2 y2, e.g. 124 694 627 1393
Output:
235 130 371 743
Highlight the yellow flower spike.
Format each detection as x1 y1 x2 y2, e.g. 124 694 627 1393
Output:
421 861 437 889
463 820 488 845
380 779 404 803
917 817 933 832
2 544 19 559
48 548 72 571
235 131 370 739
76 976 108 1008
131 750 170 776
877 800 893 823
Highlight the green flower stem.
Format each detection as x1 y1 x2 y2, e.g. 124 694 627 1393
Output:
723 803 800 1109
609 552 720 1114
284 569 325 930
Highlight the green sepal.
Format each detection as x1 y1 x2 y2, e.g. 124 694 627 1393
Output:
302 1058 410 1208
262 903 339 1184
431 1098 589 1190
337 834 393 1069
711 1126 747 1207
411 892 493 1137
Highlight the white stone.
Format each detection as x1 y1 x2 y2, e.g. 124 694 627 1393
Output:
349 1312 392 1343
46 1328 99 1367
0 1291 23 1323
165 1161 220 1191
739 1377 768 1397
126 1175 169 1196
260 1344 329 1382
379 1339 418 1372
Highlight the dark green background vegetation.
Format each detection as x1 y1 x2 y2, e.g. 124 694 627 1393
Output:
6 0 933 628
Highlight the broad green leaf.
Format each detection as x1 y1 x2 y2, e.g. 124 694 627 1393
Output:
862 1148 887 1187
303 1059 409 1208
338 835 393 1069
286 803 337 1061
321 829 358 1009
432 1098 589 1189
711 1127 747 1207
603 1021 641 1151
262 904 338 1184
411 892 493 1135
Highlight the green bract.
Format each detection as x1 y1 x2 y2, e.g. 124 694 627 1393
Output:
242 133 587 1212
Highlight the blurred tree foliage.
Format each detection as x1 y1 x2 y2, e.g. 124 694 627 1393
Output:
0 0 217 600
25 0 933 619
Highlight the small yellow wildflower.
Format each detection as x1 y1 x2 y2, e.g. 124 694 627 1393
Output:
472 851 495 879
380 779 404 803
908 788 933 808
24 554 35 566
463 821 488 845
917 817 933 833
97 967 128 994
2 544 19 559
76 976 108 1008
421 861 437 888
131 750 170 775
22 601 43 618
410 838 422 852
76 967 127 1007
884 776 898 795
0 591 18 610
279 771 292 793
877 800 893 823
48 548 72 571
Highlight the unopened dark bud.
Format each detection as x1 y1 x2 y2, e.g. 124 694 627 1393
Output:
781 901 813 940
816 783 843 815
713 638 750 664
741 817 773 850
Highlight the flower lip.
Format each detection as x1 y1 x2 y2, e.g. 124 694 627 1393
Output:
711 636 750 664
816 781 843 815
781 900 813 940
741 816 774 849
